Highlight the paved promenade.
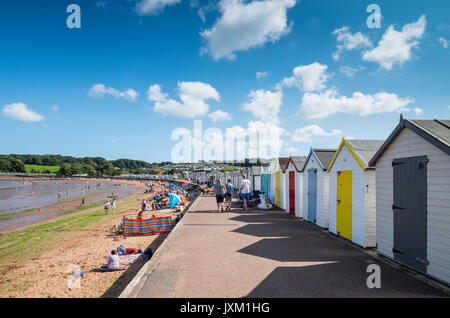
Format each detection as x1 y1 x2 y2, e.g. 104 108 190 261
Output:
132 196 447 298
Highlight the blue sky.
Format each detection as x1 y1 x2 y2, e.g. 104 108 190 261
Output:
0 0 449 163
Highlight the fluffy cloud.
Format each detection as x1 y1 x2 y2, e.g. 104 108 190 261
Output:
332 26 372 61
149 81 220 118
291 125 342 143
339 66 360 78
438 37 449 48
200 0 296 60
256 71 268 80
298 89 417 119
88 84 138 102
2 102 44 122
362 15 427 70
208 109 232 122
136 0 181 15
278 62 330 92
242 89 282 123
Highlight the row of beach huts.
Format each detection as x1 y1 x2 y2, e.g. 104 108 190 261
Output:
194 116 450 286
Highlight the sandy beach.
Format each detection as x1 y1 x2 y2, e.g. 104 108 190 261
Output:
0 179 191 298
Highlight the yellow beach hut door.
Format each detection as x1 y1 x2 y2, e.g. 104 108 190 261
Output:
276 172 281 207
337 171 352 240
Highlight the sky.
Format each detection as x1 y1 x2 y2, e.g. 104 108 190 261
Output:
0 0 449 163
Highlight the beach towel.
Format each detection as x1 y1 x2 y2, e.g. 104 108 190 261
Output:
123 216 174 236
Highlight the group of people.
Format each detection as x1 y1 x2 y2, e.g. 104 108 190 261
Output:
104 198 117 214
212 174 252 213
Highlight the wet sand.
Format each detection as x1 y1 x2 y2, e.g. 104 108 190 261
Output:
0 178 136 232
0 180 190 298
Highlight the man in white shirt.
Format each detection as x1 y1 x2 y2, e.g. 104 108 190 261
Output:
240 174 252 212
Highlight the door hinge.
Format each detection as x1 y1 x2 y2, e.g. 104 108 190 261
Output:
392 204 405 210
393 248 405 255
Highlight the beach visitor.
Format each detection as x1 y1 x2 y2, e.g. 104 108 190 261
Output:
111 199 116 214
57 191 61 200
106 250 120 270
240 174 252 213
213 179 225 213
137 210 144 219
226 179 233 211
141 199 147 211
81 197 85 206
104 201 110 214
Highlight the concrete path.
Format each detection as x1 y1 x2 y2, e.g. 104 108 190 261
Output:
134 196 447 298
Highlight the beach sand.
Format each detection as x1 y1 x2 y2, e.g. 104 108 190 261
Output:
0 180 186 298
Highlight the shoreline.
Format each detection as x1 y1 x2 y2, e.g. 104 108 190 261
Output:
0 178 138 234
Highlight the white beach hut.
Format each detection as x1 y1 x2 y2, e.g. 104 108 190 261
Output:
301 149 336 228
327 139 384 247
369 116 450 284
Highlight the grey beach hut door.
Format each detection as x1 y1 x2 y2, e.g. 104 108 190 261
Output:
392 156 428 273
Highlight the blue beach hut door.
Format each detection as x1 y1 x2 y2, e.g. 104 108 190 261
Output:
307 168 317 223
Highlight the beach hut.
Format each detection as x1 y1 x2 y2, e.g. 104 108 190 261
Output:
285 156 306 217
252 166 261 191
260 163 269 201
286 156 306 217
278 158 290 211
369 116 450 284
267 158 281 206
327 139 384 247
301 149 336 228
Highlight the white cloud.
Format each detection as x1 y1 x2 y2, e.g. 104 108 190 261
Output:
285 146 299 153
256 71 268 80
2 102 44 122
136 0 181 15
413 107 423 115
208 109 232 122
332 26 372 61
278 62 330 92
298 89 416 119
339 66 360 78
291 124 342 143
242 89 282 123
200 0 296 60
52 105 59 112
438 37 449 48
362 15 427 70
112 138 120 143
149 81 220 118
88 84 138 102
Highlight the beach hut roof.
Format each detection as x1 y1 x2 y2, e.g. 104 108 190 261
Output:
369 115 450 166
285 156 306 172
278 157 290 173
301 148 336 171
327 139 385 172
252 166 262 175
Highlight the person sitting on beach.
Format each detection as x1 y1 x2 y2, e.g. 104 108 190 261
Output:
106 250 120 270
137 210 144 220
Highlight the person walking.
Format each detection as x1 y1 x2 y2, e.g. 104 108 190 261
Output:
141 199 147 212
111 199 116 214
225 179 233 211
213 179 225 213
104 201 110 215
240 174 252 212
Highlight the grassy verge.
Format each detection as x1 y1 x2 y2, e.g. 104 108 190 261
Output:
0 193 139 275
24 165 60 173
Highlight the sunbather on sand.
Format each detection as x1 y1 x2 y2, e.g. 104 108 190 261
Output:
106 250 120 270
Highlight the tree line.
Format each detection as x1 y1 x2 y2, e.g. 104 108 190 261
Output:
0 154 168 177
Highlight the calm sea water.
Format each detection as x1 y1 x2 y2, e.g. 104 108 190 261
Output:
0 179 137 231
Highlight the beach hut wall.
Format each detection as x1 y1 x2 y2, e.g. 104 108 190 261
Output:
368 116 450 284
327 139 384 247
301 148 336 228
